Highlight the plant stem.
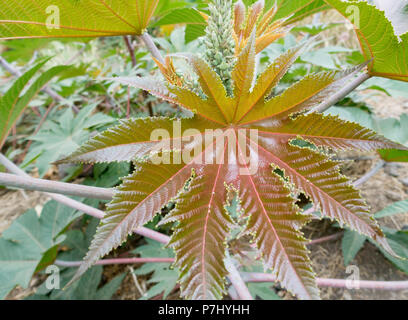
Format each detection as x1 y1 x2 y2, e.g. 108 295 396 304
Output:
353 160 385 186
55 257 174 267
308 232 344 245
53 256 408 291
0 153 170 244
225 257 254 300
311 72 371 113
242 272 408 291
123 36 137 68
1 151 245 297
1 31 378 301
139 33 165 65
0 172 114 200
135 226 170 244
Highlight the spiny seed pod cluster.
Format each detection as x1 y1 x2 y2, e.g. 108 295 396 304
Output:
201 0 236 96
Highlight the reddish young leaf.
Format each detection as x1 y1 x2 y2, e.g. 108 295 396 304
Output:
63 34 405 300
159 153 234 299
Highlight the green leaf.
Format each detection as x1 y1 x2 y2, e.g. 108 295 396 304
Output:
132 238 174 258
327 106 375 130
247 283 281 300
293 22 340 36
154 0 193 17
379 149 408 162
35 245 60 273
370 229 408 275
341 230 366 266
301 46 352 69
132 239 178 300
29 266 124 300
3 201 80 256
185 23 207 43
2 39 53 63
376 114 408 162
325 0 408 82
57 218 99 262
84 162 130 188
59 267 124 300
0 238 40 299
26 103 115 176
0 0 159 39
153 8 206 27
29 218 124 300
374 200 408 219
274 0 330 24
139 269 179 300
0 60 70 149
360 77 408 99
0 200 80 299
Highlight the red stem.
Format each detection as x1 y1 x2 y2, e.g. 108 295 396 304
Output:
55 257 174 267
243 272 408 291
124 36 137 68
54 257 408 291
309 232 344 245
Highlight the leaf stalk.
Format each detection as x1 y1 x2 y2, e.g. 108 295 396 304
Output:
311 72 371 113
242 272 408 291
0 153 170 244
0 172 114 200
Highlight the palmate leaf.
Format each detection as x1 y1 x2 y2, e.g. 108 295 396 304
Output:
237 140 319 299
374 200 408 219
28 103 115 177
0 200 80 299
250 113 404 152
237 63 368 124
376 114 408 162
152 8 206 28
132 239 178 300
0 60 70 149
58 116 221 164
67 157 200 286
274 0 331 25
342 229 366 266
158 163 234 300
0 0 159 40
325 0 408 82
62 36 406 300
